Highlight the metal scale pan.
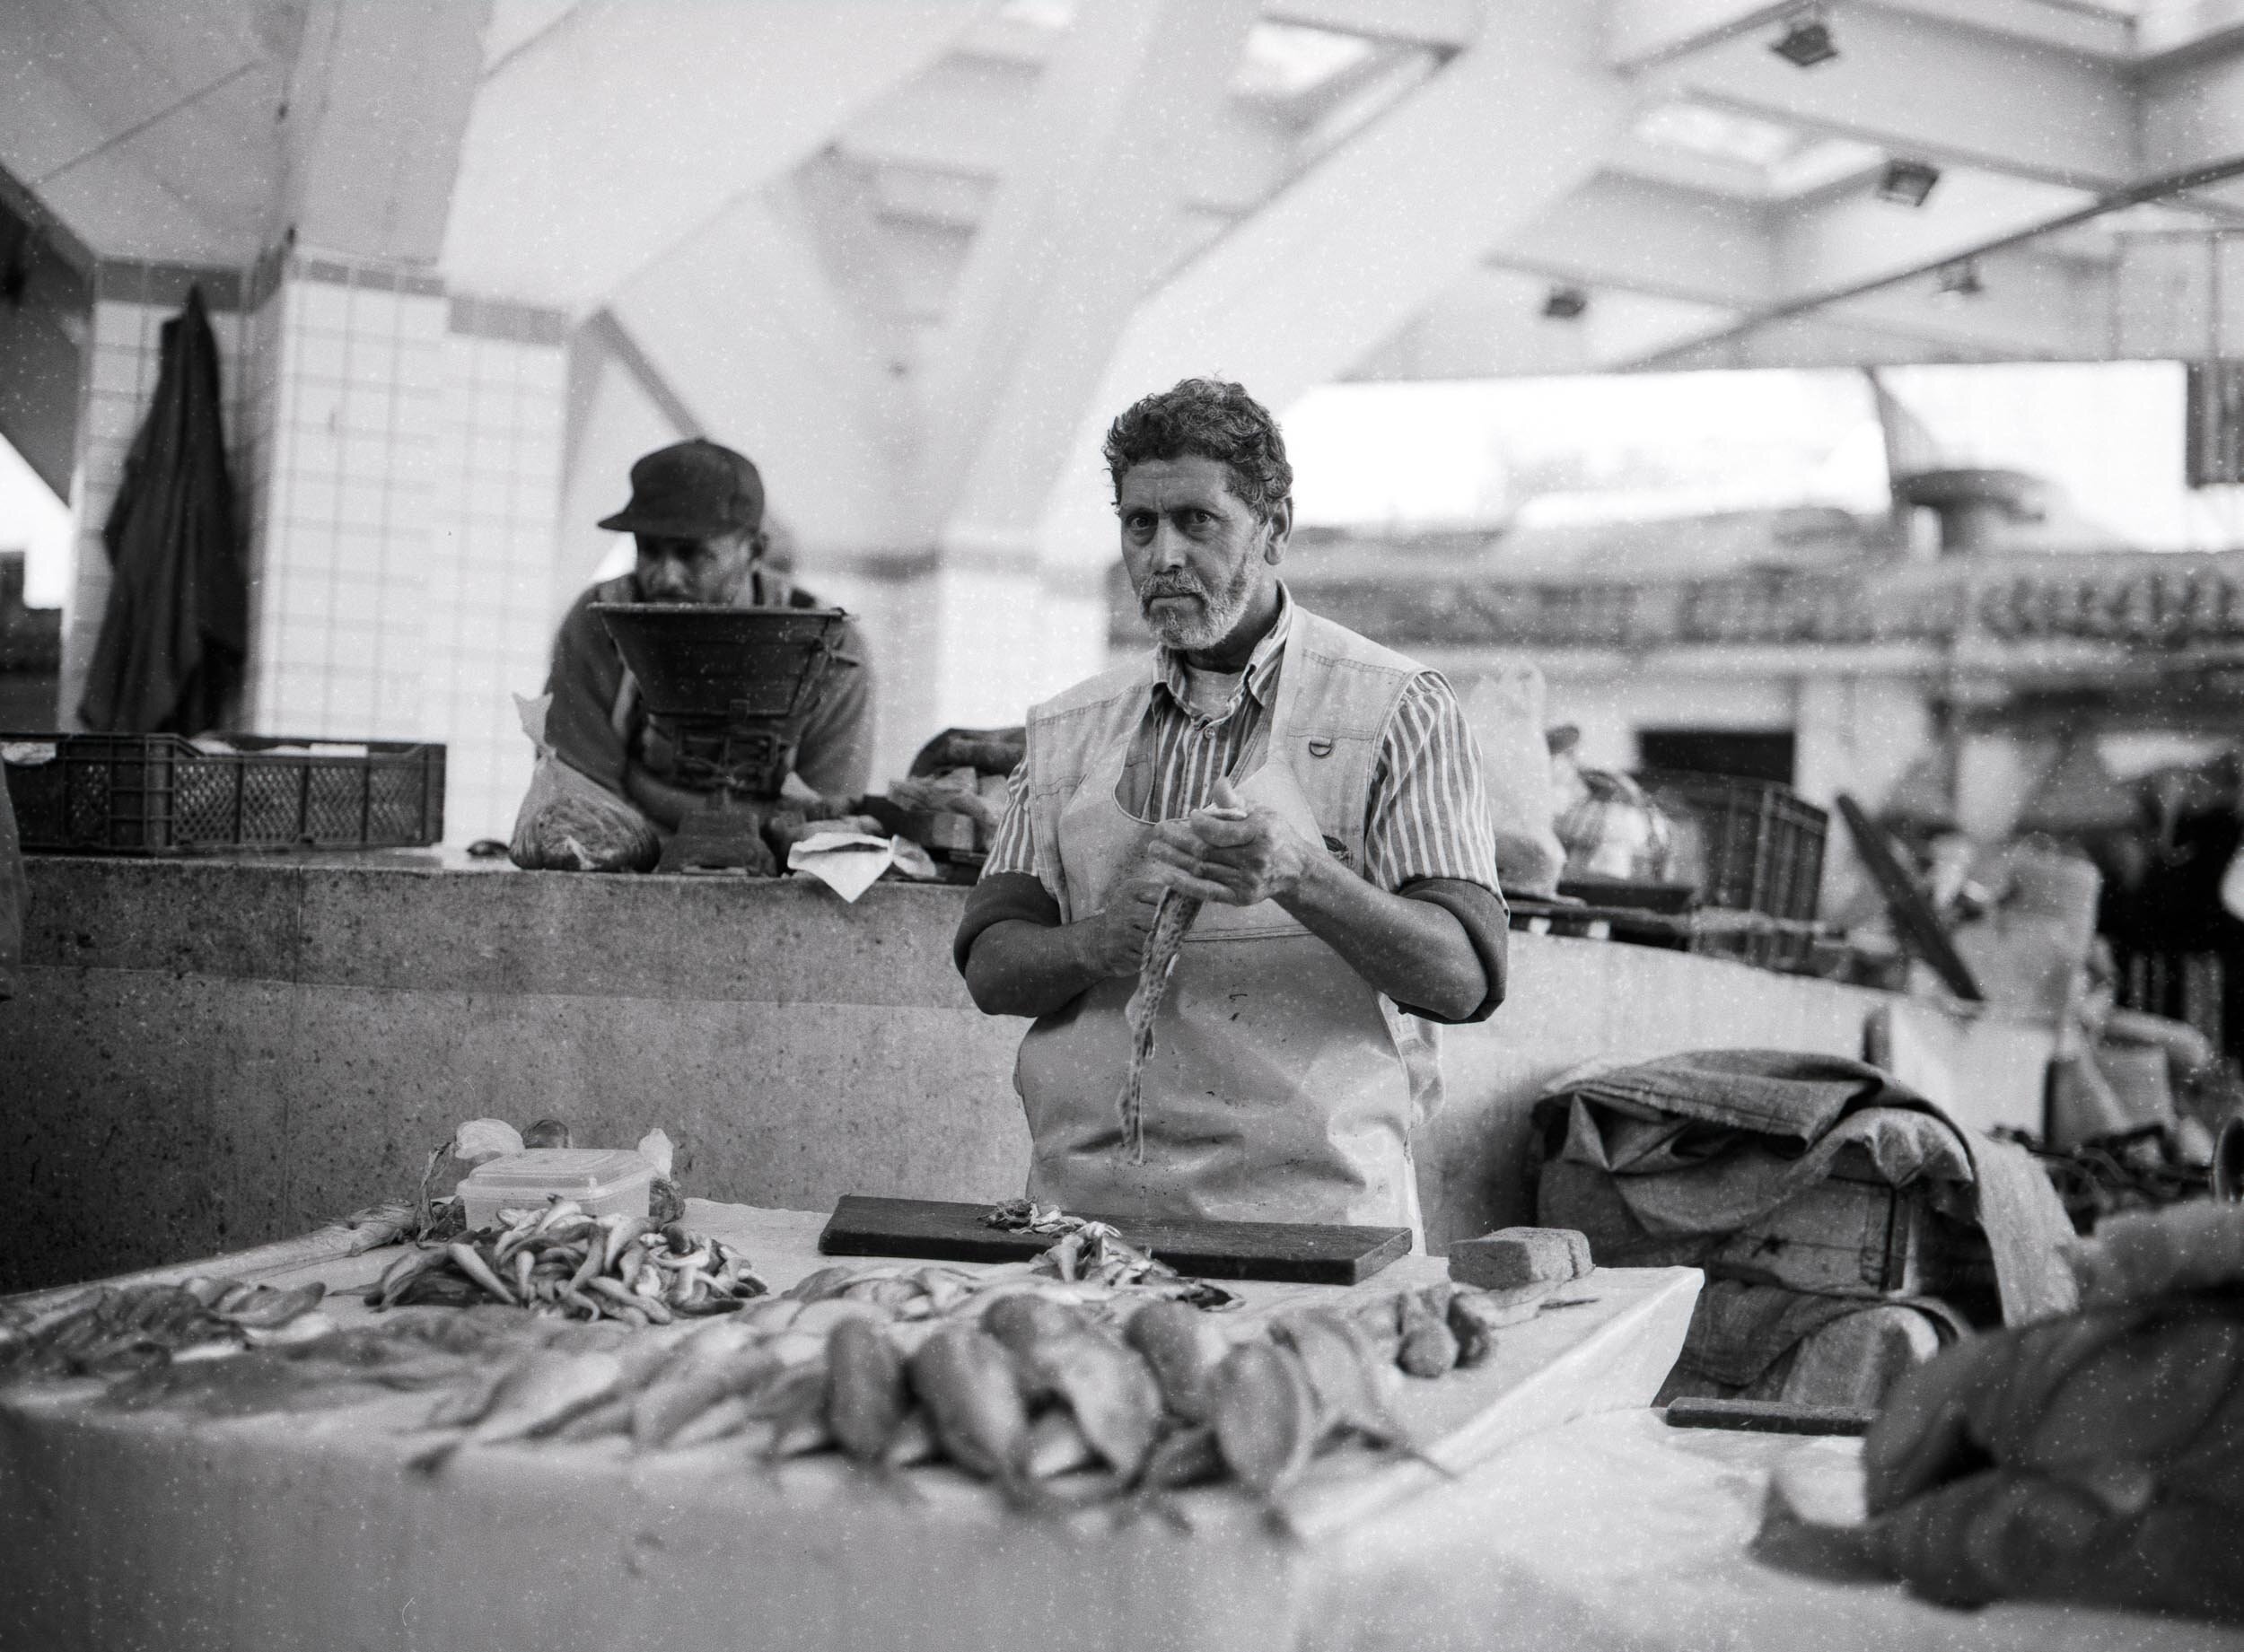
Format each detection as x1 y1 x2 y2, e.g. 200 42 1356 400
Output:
592 603 855 871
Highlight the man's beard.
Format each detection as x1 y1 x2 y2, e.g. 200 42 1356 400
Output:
1138 558 1257 651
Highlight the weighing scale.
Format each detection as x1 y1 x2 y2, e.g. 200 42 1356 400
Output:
592 603 855 873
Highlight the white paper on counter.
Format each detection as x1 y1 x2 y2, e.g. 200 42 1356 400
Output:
787 832 898 903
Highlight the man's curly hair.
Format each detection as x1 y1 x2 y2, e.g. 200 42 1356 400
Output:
1103 378 1293 525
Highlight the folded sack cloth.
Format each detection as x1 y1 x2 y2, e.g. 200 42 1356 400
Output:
1532 1049 2077 1325
1861 1207 2244 1622
1661 1277 1968 1401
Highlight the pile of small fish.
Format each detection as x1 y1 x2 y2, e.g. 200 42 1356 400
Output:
0 1277 330 1380
371 1200 767 1324
397 1264 1521 1520
986 1200 1238 1309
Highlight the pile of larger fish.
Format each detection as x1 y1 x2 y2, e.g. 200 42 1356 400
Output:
395 1264 1523 1516
5 1250 1538 1522
0 1278 331 1380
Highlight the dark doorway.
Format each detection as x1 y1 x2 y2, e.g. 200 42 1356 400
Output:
1636 729 1796 785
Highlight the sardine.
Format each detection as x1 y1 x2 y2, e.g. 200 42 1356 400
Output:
982 1292 1088 1356
466 1349 626 1447
1124 1300 1230 1423
1273 1310 1393 1444
1396 1290 1459 1379
1209 1340 1320 1498
632 1347 776 1449
908 1325 1031 1489
826 1318 909 1464
1022 1332 1164 1479
783 1265 859 1303
1025 1408 1100 1479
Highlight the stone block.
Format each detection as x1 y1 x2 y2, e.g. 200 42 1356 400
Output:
1450 1227 1591 1290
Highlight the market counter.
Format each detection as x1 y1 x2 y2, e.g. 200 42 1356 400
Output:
4 1206 2228 1652
0 855 2056 1292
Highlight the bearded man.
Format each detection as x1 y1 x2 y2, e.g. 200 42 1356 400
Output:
953 378 1506 1236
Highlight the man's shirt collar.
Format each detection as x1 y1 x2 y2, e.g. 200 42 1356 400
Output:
1155 583 1293 723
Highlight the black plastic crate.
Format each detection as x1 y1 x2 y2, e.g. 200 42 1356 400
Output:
1637 770 1827 924
1 732 444 853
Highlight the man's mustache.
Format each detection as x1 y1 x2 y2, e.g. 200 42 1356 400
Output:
1139 577 1205 607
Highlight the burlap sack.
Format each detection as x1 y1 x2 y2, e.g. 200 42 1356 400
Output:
508 693 660 873
1863 1202 2244 1623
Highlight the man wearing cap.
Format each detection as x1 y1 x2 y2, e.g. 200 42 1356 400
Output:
543 439 872 827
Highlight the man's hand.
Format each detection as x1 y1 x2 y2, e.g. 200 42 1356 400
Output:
1073 866 1168 977
1144 778 1316 908
622 763 703 833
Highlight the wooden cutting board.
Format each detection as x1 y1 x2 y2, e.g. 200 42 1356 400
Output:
817 1193 1411 1285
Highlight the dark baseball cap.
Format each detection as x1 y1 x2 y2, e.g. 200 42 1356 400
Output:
598 439 765 538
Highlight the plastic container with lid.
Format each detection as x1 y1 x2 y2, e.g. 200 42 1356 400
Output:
457 1148 656 1232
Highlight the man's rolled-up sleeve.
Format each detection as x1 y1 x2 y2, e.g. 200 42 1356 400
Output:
1367 673 1508 1023
953 764 1060 974
542 593 630 793
793 617 874 797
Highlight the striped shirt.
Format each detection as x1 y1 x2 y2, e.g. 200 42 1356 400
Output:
982 588 1500 896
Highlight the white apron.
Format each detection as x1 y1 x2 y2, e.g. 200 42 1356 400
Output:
1012 614 1433 1234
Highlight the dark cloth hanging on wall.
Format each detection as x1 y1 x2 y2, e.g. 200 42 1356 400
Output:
77 285 246 735
0 760 22 1000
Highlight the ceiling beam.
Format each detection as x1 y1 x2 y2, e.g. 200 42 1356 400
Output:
1261 0 1482 51
1348 267 1743 378
1810 252 2113 360
1033 0 1635 564
1774 166 2092 296
2140 0 2244 64
916 0 1267 546
610 185 916 553
1854 0 2137 61
1640 310 2052 371
1638 2 2139 192
840 71 1293 224
2144 42 2244 182
1358 232 2113 378
284 0 490 266
0 0 289 263
1440 162 2128 373
1603 0 1797 72
441 2 991 310
1489 171 1775 306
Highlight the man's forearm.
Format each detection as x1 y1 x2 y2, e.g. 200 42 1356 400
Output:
1275 855 1486 1021
623 764 700 832
963 918 1110 1018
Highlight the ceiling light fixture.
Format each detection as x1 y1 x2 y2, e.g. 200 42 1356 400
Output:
1770 6 1838 68
1877 158 1941 208
1542 284 1589 320
1936 258 1984 299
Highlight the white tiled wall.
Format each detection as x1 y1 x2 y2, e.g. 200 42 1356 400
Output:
59 258 572 845
245 270 444 746
425 326 566 844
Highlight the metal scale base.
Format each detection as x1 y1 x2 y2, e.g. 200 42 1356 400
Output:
660 796 777 875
